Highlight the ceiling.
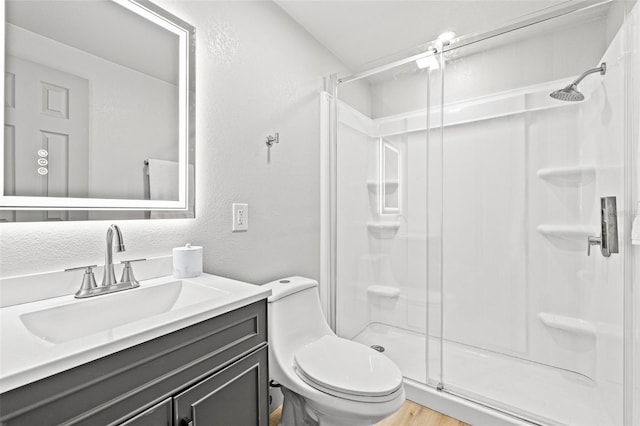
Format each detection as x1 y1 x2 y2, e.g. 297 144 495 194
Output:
274 0 571 72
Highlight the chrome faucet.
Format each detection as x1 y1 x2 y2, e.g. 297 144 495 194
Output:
66 224 145 298
102 224 126 286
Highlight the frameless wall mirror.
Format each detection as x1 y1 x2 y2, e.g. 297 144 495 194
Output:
0 0 195 221
380 140 400 214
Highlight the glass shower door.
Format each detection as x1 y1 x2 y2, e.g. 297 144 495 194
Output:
334 59 436 386
435 3 628 424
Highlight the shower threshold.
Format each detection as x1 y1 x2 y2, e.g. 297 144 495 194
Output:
352 322 620 426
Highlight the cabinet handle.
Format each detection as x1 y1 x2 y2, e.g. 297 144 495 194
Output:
180 417 193 426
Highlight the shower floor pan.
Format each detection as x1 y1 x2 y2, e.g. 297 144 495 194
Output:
353 323 620 426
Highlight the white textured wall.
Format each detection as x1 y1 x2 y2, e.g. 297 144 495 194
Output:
0 0 349 285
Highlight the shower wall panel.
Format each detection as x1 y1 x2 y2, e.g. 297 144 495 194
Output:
442 115 527 355
405 131 429 333
335 105 377 340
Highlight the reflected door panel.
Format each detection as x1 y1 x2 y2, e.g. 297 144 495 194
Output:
5 56 89 220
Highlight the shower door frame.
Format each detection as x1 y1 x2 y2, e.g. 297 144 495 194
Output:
322 0 638 424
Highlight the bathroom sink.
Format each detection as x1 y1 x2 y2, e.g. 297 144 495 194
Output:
1 272 271 394
20 279 228 344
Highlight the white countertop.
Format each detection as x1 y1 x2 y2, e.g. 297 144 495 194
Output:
0 273 270 393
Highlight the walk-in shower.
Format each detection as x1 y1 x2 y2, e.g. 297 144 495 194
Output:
324 1 639 425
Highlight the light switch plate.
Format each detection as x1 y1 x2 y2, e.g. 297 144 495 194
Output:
232 203 248 232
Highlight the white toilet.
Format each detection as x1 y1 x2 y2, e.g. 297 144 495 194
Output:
263 276 405 426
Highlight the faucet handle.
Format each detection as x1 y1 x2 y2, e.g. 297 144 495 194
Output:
65 264 98 273
120 258 146 264
120 258 146 287
65 265 99 298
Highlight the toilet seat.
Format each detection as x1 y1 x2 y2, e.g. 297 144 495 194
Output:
293 335 403 402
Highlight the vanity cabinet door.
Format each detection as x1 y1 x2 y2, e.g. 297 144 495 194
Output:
174 346 268 426
120 398 172 426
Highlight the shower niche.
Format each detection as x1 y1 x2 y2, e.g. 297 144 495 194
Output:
366 139 402 239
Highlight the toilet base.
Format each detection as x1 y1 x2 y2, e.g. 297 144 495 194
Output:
279 387 318 426
278 386 404 426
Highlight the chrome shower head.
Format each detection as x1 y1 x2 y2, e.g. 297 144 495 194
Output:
550 83 584 102
550 62 606 102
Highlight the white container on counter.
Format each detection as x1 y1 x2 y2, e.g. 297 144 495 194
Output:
172 243 203 278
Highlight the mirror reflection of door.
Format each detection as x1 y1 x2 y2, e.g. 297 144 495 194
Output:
4 56 89 221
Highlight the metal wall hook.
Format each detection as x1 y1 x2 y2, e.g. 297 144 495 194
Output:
266 132 279 147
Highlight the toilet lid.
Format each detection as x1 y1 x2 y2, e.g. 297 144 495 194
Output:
293 335 403 400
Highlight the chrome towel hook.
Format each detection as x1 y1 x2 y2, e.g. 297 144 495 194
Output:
266 132 279 147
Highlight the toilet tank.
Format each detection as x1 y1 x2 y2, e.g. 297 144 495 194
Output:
262 277 333 347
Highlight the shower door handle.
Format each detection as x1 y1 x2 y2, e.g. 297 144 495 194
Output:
587 196 619 257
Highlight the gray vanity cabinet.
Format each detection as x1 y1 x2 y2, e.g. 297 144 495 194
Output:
0 300 268 426
120 398 173 426
174 346 268 425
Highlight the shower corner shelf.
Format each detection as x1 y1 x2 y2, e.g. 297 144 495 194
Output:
367 285 401 299
537 224 596 240
366 180 399 194
367 221 400 239
537 165 596 185
538 312 596 338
